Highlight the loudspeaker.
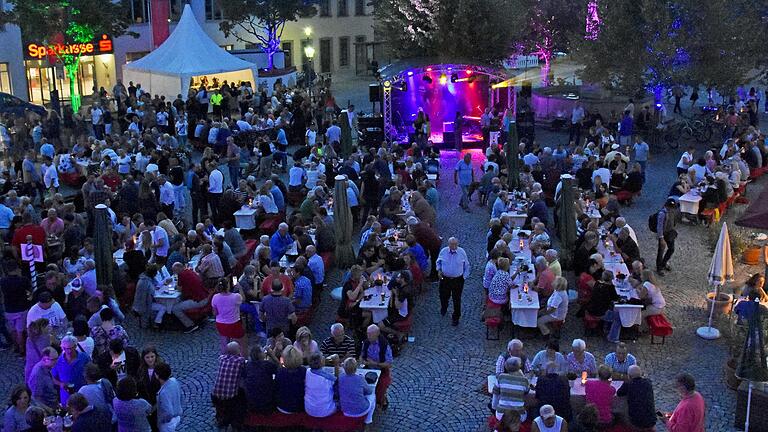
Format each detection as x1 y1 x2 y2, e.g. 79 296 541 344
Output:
369 84 381 102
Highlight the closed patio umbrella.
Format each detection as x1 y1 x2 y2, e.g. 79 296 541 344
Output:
505 119 519 191
697 222 735 339
93 204 113 287
557 175 577 270
333 175 355 268
736 304 768 432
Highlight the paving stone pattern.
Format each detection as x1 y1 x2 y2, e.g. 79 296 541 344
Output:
0 133 759 431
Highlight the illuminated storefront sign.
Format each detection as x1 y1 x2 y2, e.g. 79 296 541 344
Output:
24 34 114 61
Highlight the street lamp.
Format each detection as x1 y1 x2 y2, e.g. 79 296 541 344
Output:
304 26 312 37
304 44 316 114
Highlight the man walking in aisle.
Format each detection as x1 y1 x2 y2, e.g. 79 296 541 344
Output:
454 153 474 211
437 237 470 326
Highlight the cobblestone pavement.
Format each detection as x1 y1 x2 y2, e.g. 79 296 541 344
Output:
0 129 760 431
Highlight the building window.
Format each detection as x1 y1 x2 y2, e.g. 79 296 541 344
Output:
205 0 224 21
282 41 293 68
355 0 365 15
0 63 12 95
339 37 349 67
129 0 149 23
169 0 183 21
244 43 261 50
337 0 348 16
319 0 331 17
125 52 149 63
220 45 233 51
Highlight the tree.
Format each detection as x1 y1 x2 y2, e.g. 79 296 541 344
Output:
219 0 318 70
575 0 768 97
510 0 583 85
374 0 519 65
1 0 135 111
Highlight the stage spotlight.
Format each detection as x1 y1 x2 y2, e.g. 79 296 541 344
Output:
422 75 433 84
426 67 432 72
407 71 414 77
439 73 448 85
382 80 392 89
450 73 459 83
465 69 472 75
395 81 407 91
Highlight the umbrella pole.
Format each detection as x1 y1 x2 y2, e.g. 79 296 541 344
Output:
696 285 721 339
746 381 753 432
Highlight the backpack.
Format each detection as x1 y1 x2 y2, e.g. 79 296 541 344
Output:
648 211 659 233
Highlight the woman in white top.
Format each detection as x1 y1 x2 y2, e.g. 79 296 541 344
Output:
257 185 279 214
304 352 338 418
676 147 694 175
116 149 132 175
537 277 569 337
639 269 665 318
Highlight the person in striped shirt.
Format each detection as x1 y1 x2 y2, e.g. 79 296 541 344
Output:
492 356 530 422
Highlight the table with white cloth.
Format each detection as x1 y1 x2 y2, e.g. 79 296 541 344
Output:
509 287 540 328
678 190 703 215
598 239 643 328
502 211 528 229
508 233 533 262
234 206 258 229
154 277 181 314
323 366 380 387
360 286 392 324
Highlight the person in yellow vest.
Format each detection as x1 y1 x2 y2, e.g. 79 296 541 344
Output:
210 90 223 119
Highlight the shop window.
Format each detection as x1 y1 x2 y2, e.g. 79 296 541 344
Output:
0 63 12 95
339 37 349 67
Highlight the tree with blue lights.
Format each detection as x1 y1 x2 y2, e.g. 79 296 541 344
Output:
219 0 319 70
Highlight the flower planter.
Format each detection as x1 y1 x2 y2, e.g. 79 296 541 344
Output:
724 357 741 390
744 246 762 265
706 292 733 315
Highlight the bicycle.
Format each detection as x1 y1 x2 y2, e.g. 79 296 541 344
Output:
650 120 682 151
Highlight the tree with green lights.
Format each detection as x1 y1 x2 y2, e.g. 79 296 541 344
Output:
219 0 318 70
1 0 135 111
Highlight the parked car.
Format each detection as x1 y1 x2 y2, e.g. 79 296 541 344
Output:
0 92 46 117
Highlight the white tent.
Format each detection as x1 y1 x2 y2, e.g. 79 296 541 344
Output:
123 4 257 100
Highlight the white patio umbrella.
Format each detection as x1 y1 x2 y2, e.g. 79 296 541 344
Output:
697 222 735 339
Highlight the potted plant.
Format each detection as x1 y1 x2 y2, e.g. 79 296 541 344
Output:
722 313 746 390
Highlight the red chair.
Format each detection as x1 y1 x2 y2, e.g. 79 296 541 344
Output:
583 313 602 335
243 411 307 428
320 251 335 271
393 313 414 337
548 320 564 339
258 217 281 235
120 282 136 311
295 308 314 327
304 411 366 432
646 314 673 344
485 316 503 340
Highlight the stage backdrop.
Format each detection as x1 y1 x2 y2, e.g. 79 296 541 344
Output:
391 72 489 143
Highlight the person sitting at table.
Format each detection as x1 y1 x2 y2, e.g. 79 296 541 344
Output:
169 262 208 334
585 365 616 426
617 365 657 432
584 270 618 321
304 352 339 418
358 243 385 275
537 276 569 339
488 257 513 307
260 261 294 297
638 269 666 321
359 324 393 408
409 191 436 227
288 266 313 312
293 326 320 364
604 342 637 381
275 346 306 414
526 192 548 228
242 344 278 414
320 323 357 359
566 339 597 377
339 357 376 424
293 226 314 256
531 404 568 432
269 223 294 262
195 244 225 290
529 223 551 256
544 249 561 277
132 265 166 329
573 232 598 277
531 340 567 375
532 256 555 300
614 227 640 264
379 271 413 344
254 246 271 276
668 173 690 198
404 235 429 274
491 356 529 422
535 363 572 423
221 221 246 259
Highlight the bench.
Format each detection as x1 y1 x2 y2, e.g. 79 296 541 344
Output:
646 314 673 344
243 411 366 431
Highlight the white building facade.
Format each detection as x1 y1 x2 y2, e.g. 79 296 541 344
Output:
0 0 377 103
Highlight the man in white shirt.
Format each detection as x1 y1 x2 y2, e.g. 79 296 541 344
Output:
569 103 585 144
147 219 170 266
236 118 252 132
91 103 104 140
157 175 176 217
288 162 306 191
26 291 68 333
305 124 318 147
156 109 169 133
613 217 638 244
676 146 694 175
207 161 224 223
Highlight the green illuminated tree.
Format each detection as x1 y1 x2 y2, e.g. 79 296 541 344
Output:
219 0 318 70
1 0 135 111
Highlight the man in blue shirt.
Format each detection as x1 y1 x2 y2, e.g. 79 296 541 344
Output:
454 153 474 210
289 267 312 311
268 176 286 212
155 363 183 431
273 128 288 171
436 237 471 326
632 135 649 182
305 245 325 301
0 196 15 234
269 223 295 262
